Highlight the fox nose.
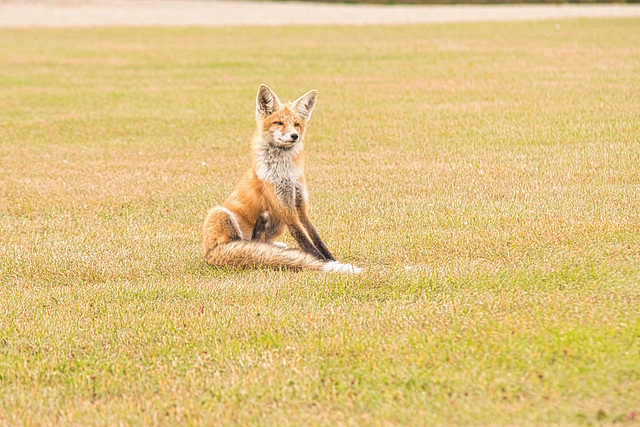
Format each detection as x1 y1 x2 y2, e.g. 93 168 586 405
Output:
290 133 299 141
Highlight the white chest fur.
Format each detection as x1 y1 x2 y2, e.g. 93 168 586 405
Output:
255 145 306 209
256 153 301 185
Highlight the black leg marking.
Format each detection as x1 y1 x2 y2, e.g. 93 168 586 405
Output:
301 218 335 261
251 211 271 241
289 223 326 261
294 184 335 261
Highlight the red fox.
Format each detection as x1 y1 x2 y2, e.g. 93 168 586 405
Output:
202 85 361 273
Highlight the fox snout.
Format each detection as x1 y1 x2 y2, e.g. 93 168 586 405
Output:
272 130 300 146
284 132 299 143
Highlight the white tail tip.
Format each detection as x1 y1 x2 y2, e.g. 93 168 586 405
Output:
322 261 362 274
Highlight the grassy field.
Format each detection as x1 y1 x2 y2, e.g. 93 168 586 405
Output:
1 19 639 425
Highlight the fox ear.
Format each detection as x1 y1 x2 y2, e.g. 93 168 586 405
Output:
292 90 318 122
256 84 282 119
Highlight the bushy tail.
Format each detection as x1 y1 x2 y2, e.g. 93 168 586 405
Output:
205 240 328 271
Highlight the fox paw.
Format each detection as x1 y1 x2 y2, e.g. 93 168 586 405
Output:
322 261 362 274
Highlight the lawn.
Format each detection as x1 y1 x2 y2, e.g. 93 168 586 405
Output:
1 19 639 425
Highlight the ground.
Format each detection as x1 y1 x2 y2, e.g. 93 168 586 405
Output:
1 16 639 426
2 1 640 27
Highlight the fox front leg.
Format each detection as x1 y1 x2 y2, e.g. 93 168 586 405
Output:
287 221 326 260
272 182 326 260
298 216 335 261
294 182 335 261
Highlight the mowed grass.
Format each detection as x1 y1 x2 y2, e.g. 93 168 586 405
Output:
1 19 639 425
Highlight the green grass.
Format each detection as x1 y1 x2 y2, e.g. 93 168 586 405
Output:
1 19 639 425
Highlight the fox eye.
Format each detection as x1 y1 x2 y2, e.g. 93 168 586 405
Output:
294 123 300 127
274 121 284 126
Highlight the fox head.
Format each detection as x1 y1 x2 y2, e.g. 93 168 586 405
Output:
255 84 317 150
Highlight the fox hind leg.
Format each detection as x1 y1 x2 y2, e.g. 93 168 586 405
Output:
251 211 287 246
251 211 271 241
203 206 243 255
